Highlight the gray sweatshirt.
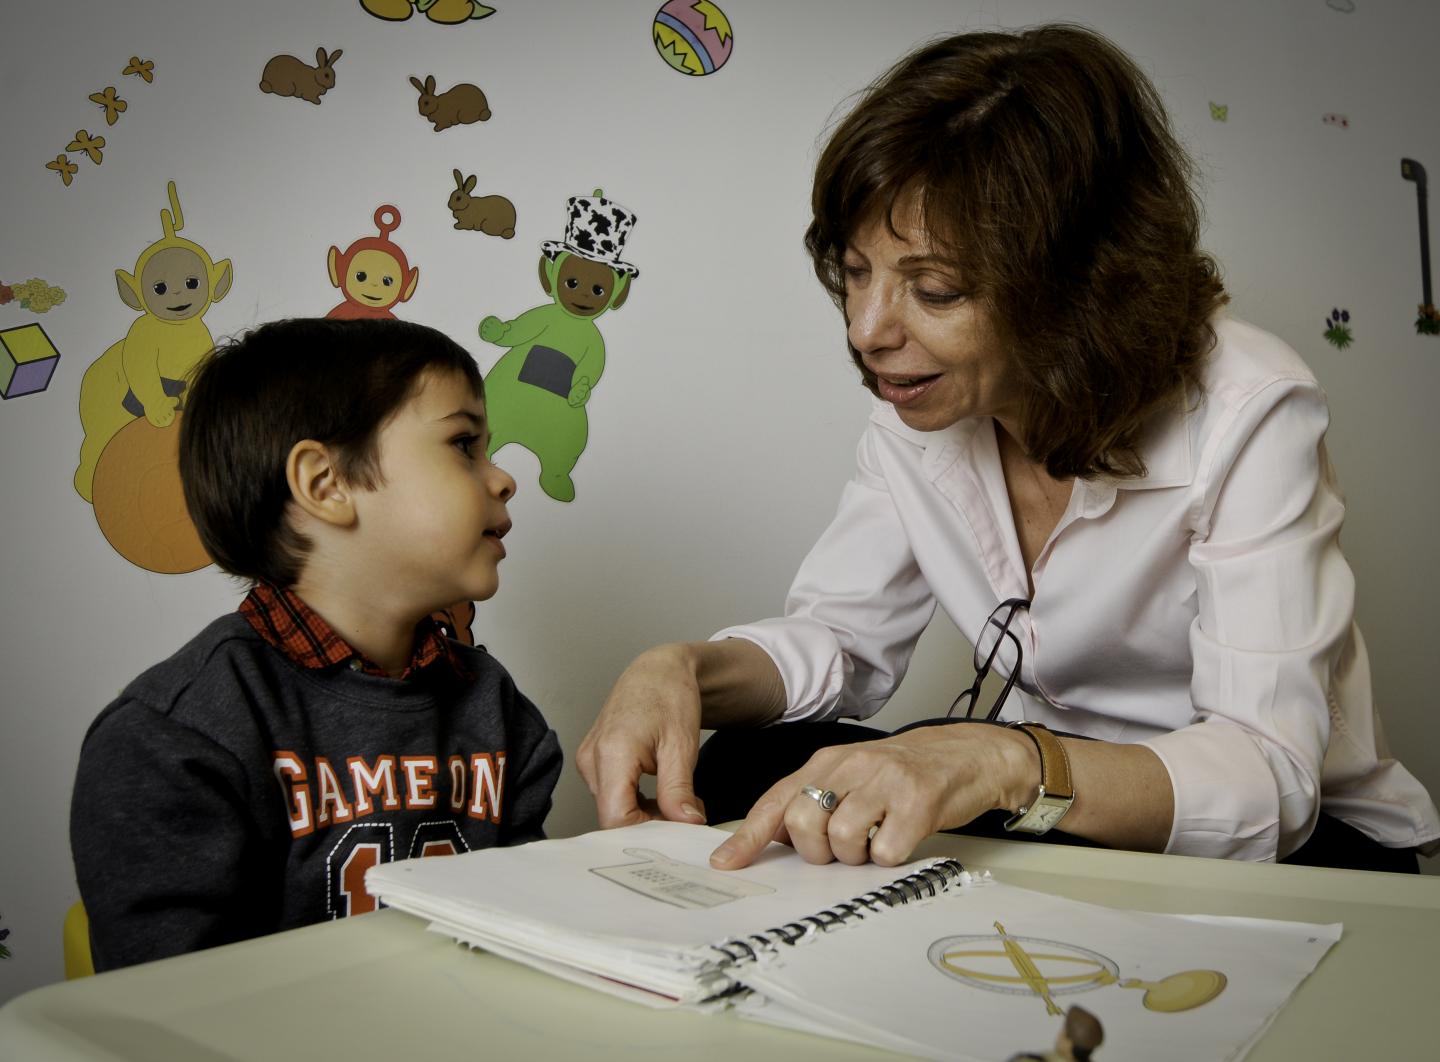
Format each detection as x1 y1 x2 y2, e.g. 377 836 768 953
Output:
71 613 562 971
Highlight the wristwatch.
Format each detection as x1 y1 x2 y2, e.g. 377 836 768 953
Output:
1003 722 1075 835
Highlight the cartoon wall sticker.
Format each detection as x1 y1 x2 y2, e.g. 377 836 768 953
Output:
1322 112 1350 129
1400 158 1437 334
0 911 10 960
1 324 62 400
123 56 155 82
46 155 78 186
410 75 491 131
73 180 230 573
88 87 126 125
67 130 104 165
260 47 342 105
1324 307 1353 349
1208 101 1228 122
327 205 419 319
1 278 67 313
653 1 733 76
46 59 153 188
448 169 515 237
479 189 638 502
361 1 497 24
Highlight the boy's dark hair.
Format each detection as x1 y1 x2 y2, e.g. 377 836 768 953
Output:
179 317 484 587
806 23 1229 479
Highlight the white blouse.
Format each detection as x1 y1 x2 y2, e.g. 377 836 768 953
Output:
716 318 1440 860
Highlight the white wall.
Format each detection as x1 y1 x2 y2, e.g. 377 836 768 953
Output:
3 0 1437 1002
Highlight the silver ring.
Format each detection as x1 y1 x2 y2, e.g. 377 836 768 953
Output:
799 785 839 812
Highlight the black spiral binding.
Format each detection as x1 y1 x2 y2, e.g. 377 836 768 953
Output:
705 858 967 973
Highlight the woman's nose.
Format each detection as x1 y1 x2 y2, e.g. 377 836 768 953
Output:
846 281 903 355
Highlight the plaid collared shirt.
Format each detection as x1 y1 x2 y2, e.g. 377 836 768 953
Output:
239 582 468 680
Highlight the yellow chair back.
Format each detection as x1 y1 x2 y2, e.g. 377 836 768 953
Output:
63 901 94 979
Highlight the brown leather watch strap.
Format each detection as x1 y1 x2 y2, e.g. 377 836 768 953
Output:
1011 722 1074 800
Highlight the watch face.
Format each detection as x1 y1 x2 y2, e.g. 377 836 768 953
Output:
1029 803 1069 831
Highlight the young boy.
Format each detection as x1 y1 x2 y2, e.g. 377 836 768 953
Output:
70 317 561 971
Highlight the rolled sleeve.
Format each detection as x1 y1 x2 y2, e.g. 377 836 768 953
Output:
1148 380 1350 860
714 429 936 724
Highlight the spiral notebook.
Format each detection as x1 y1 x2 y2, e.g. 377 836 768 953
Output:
366 820 969 1006
366 821 1340 1061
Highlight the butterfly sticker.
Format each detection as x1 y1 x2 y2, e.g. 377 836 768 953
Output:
1208 101 1228 122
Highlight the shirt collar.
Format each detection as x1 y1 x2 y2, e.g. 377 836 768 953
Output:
239 582 469 680
870 395 1195 497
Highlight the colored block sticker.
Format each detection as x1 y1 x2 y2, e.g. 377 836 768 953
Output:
0 323 62 399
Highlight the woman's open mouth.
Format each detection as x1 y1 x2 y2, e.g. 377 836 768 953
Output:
875 372 941 406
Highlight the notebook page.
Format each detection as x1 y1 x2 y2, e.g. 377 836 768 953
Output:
738 879 1340 1062
368 821 950 960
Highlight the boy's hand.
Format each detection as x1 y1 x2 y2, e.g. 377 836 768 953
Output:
478 315 506 343
577 645 708 829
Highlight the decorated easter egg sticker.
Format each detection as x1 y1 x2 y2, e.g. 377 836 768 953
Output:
654 1 733 76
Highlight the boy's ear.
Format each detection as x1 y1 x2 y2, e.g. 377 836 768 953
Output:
286 439 355 527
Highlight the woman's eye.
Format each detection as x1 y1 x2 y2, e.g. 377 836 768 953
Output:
916 287 963 305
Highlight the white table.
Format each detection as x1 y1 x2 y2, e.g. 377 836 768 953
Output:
3 834 1437 1060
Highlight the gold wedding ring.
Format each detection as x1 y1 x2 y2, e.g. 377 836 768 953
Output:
800 784 839 812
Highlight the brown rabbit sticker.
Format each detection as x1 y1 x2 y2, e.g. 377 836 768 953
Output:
449 169 515 238
260 47 342 105
409 75 491 131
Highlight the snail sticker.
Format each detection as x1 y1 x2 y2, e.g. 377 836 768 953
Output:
327 205 419 319
479 189 638 502
73 180 229 574
409 75 491 132
260 47 342 105
361 0 496 23
448 168 515 238
653 1 733 76
929 921 1228 1017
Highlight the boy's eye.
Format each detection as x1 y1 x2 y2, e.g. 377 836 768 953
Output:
153 281 168 295
452 434 479 458
355 271 368 282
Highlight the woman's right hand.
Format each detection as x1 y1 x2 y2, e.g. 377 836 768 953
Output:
577 644 709 828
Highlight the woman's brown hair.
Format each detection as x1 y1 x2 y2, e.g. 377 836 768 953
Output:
806 23 1228 479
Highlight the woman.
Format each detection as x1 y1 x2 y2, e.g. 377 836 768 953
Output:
578 24 1440 872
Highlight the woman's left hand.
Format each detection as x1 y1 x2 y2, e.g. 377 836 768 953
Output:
709 724 1036 869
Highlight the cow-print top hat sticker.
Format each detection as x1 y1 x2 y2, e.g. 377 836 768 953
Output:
541 189 639 278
